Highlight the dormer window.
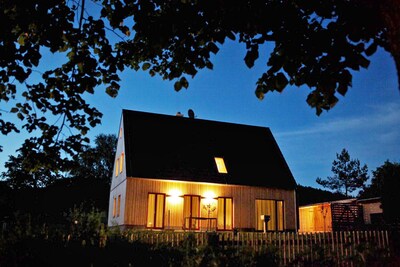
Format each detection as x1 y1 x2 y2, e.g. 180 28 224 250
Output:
214 157 228 174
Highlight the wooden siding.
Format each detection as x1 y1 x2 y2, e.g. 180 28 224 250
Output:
123 177 296 230
299 204 332 232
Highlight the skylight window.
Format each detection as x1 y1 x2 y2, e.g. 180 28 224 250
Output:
214 157 228 174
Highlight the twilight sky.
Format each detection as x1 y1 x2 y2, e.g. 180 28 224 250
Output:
1 39 399 194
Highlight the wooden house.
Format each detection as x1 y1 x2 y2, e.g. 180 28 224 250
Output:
298 199 365 232
108 109 297 231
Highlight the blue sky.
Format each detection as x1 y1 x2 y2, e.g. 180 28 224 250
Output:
1 38 399 194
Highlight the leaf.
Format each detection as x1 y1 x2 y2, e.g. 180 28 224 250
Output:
17 112 24 120
10 107 18 113
337 83 348 96
208 43 219 54
180 77 189 89
105 82 120 97
174 81 182 91
274 73 288 92
255 85 265 100
226 31 236 41
142 63 151 71
357 55 370 69
244 47 259 68
18 34 26 46
77 62 84 72
365 42 377 56
122 26 130 37
67 51 75 60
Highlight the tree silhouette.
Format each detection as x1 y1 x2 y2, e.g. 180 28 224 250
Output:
68 134 117 184
316 148 369 197
360 160 400 223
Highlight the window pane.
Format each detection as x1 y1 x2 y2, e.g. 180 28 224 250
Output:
217 198 225 229
217 197 233 230
255 200 277 231
267 200 276 230
113 197 116 217
119 153 124 173
192 196 200 229
155 194 165 228
214 157 228 173
117 195 121 217
277 201 284 231
183 195 200 229
147 194 155 228
225 198 233 230
115 158 119 176
147 193 165 229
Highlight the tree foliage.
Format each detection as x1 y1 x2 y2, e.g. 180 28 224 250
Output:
0 140 65 189
316 148 368 197
1 134 116 189
1 0 399 171
68 134 117 183
360 160 400 223
296 184 348 206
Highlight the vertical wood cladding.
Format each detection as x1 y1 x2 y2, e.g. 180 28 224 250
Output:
123 177 296 230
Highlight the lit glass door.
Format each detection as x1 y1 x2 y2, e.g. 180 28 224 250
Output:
217 197 233 230
147 193 165 229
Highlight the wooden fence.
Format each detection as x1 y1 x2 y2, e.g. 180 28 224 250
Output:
126 230 391 266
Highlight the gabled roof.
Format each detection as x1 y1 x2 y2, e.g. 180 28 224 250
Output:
122 109 296 190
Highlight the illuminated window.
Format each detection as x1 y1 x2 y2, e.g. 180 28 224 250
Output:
119 153 124 173
119 127 123 138
217 197 233 230
115 157 119 177
146 193 165 229
214 157 228 173
112 197 116 218
117 195 121 217
255 199 284 231
183 195 200 230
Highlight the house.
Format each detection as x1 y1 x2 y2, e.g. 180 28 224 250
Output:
298 198 365 232
108 109 297 231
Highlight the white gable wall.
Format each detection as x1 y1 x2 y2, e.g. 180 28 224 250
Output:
108 115 127 226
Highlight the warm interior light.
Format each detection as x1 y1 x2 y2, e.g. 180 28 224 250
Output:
203 191 216 205
214 157 228 173
167 189 182 204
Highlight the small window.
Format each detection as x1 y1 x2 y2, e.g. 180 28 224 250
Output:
119 127 123 138
115 157 120 176
117 195 121 217
120 153 124 173
113 197 116 218
214 157 228 174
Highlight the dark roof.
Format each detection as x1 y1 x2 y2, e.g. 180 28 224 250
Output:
122 109 296 190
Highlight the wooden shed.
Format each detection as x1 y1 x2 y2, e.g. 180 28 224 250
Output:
299 199 364 232
108 109 297 231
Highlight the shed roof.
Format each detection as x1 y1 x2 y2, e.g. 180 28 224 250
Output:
122 109 296 190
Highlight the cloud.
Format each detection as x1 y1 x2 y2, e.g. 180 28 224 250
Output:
276 102 400 138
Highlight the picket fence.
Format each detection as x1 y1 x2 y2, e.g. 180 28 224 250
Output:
126 230 391 266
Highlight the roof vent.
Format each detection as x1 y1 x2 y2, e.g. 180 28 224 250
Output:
176 112 183 117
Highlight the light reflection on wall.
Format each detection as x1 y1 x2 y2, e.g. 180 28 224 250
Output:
203 191 216 205
167 189 183 204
